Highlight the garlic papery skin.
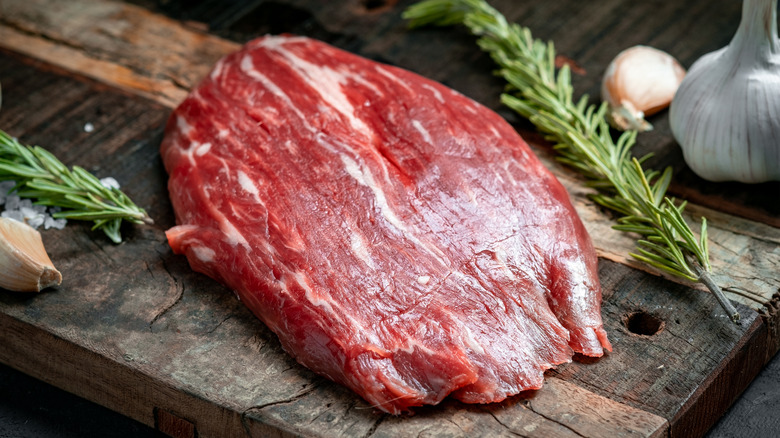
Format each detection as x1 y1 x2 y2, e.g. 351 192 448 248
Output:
601 45 686 132
0 217 62 292
669 0 780 183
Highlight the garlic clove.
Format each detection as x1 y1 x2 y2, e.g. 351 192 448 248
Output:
0 217 62 292
601 45 686 132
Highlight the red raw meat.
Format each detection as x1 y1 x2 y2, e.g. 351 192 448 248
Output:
161 35 611 414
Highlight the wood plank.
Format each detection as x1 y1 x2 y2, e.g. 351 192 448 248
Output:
0 0 239 107
0 0 778 437
0 309 248 438
244 376 668 438
0 0 777 312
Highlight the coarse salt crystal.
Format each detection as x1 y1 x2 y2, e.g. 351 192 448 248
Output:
0 180 73 230
0 181 13 205
100 177 120 190
21 206 39 218
1 210 25 222
27 215 45 229
4 195 20 211
44 216 67 230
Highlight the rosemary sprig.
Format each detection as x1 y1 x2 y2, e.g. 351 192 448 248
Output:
404 0 741 323
0 129 152 243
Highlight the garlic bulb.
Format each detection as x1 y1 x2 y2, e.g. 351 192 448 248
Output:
669 0 780 182
602 45 686 132
0 217 62 292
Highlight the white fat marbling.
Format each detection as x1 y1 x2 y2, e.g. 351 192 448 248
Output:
412 120 432 144
461 324 485 355
292 271 335 314
262 41 371 136
176 115 193 136
237 170 262 203
195 142 212 157
350 230 374 268
341 154 406 232
341 154 449 268
209 58 226 81
421 83 444 103
191 246 216 263
375 66 413 93
240 55 312 130
219 217 250 248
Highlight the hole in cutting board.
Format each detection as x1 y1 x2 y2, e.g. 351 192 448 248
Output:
624 311 665 336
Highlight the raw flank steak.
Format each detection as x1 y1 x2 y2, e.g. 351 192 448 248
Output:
161 35 612 414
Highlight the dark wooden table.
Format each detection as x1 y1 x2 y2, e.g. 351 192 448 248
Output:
1 1 779 437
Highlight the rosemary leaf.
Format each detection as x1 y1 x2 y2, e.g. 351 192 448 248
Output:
25 180 85 195
0 129 152 243
700 218 711 271
404 0 743 322
612 224 657 236
0 161 50 179
631 250 698 282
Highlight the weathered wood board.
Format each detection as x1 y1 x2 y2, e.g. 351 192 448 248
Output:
0 0 778 437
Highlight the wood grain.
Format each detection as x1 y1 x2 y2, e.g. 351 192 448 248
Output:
0 0 239 107
0 0 778 437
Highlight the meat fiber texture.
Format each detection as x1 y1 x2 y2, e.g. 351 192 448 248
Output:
161 35 612 414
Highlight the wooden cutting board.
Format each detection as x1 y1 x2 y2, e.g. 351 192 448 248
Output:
0 1 778 437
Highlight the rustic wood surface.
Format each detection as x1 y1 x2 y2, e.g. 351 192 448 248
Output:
0 0 778 437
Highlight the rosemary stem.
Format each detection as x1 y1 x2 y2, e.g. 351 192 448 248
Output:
689 256 741 323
